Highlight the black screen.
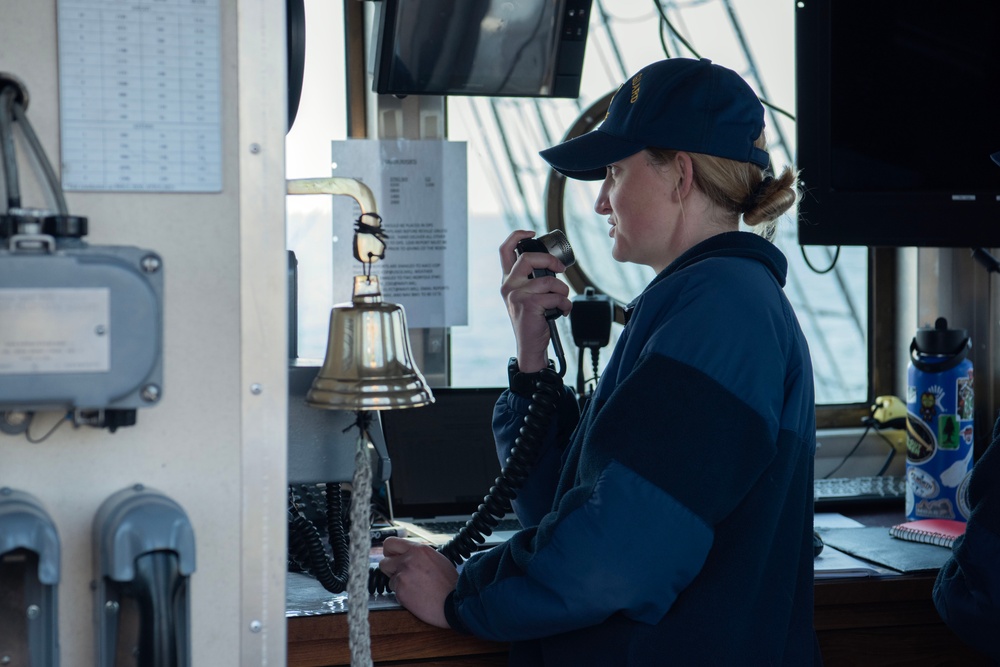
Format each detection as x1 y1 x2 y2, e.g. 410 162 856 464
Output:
796 1 1000 247
372 0 591 98
380 388 505 518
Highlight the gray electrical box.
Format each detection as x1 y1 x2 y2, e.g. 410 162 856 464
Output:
0 235 164 412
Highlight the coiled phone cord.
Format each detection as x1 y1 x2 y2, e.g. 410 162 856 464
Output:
288 483 351 594
368 367 564 595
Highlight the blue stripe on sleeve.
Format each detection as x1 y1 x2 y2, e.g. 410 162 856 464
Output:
454 460 713 641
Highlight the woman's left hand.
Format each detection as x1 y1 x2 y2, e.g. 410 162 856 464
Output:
378 537 459 628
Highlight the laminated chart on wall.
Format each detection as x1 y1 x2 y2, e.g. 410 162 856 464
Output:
328 139 469 329
57 0 222 192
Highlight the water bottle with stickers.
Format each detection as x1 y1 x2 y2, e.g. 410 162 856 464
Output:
905 317 974 521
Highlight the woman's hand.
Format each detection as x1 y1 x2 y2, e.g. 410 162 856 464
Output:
378 537 459 628
499 230 572 372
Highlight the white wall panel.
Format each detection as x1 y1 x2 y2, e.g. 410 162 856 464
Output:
0 1 288 663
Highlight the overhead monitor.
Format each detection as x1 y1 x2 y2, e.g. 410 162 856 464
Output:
795 0 1000 247
373 0 592 98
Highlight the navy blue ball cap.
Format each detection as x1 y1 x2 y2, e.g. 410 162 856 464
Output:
540 58 770 181
992 151 1000 167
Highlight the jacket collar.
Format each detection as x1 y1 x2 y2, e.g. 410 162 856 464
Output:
622 231 787 323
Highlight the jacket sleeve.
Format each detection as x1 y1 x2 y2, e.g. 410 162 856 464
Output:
491 384 579 528
933 422 1000 662
446 354 777 642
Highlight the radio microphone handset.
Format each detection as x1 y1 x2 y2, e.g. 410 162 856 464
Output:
367 231 574 595
514 230 576 378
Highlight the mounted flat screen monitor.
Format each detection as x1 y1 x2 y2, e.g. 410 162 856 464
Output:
372 0 592 98
795 0 1000 247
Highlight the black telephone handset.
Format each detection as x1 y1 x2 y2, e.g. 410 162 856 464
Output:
514 230 576 376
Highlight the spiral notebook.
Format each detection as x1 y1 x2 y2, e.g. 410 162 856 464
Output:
379 388 522 548
889 519 966 548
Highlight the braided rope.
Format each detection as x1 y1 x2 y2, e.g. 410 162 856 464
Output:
347 418 374 666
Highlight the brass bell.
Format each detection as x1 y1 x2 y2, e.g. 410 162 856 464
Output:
306 275 434 411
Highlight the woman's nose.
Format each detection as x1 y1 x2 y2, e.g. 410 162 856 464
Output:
594 181 611 215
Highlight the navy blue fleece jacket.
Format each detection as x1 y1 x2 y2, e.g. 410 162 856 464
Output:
443 231 818 665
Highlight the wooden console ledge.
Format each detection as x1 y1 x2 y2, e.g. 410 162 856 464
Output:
288 607 508 667
289 573 993 667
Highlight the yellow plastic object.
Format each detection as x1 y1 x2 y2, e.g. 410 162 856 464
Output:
871 395 907 453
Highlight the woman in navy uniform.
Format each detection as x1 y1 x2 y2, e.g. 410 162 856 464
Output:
379 58 819 665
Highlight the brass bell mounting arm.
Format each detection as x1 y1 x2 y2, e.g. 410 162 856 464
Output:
286 177 378 215
286 177 387 269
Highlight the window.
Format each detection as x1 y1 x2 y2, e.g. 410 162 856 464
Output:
447 0 870 412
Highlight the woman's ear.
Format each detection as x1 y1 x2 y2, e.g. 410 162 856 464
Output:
674 152 695 198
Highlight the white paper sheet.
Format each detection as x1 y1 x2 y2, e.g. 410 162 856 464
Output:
329 139 469 329
57 0 222 192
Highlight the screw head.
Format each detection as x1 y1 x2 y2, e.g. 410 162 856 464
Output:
140 254 162 273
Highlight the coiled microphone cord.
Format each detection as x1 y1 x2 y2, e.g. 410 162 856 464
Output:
288 484 350 594
369 368 563 595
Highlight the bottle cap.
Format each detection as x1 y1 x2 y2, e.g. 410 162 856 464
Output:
915 317 969 355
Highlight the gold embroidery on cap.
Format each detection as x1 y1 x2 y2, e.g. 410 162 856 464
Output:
630 72 643 103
